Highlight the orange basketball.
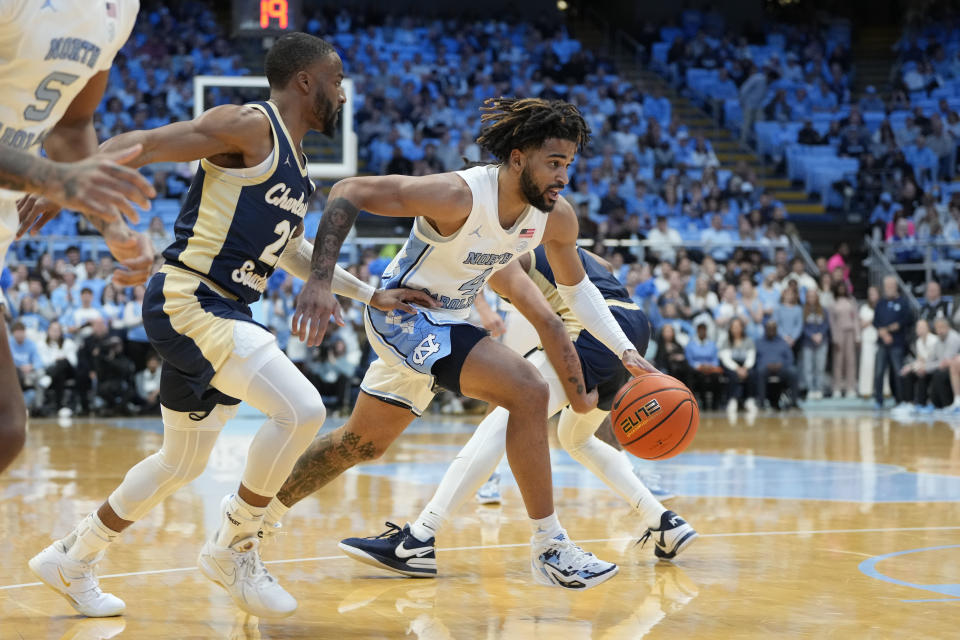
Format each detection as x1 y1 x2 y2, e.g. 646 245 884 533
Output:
610 372 699 460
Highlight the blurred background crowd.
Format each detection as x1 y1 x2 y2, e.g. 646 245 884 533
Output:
4 1 960 420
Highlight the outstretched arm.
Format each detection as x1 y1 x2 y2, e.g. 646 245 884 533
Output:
276 232 438 312
292 172 473 347
542 199 656 377
487 260 597 413
98 103 273 167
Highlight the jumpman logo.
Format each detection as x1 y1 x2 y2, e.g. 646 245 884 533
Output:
468 225 482 239
284 155 292 167
412 334 441 365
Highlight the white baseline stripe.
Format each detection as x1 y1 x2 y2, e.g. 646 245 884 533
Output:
3 524 959 592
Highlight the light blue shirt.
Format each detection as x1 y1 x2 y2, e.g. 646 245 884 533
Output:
773 304 803 342
685 337 719 368
9 335 42 370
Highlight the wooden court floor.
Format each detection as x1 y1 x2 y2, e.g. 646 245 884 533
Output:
2 405 959 639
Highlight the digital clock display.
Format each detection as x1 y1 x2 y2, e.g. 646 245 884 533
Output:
232 0 302 36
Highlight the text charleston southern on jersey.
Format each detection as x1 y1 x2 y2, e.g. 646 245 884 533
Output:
161 100 314 302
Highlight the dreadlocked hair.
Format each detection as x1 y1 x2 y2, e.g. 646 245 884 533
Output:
475 97 591 162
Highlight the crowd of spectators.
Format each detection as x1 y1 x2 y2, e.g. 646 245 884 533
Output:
651 8 960 285
5 5 960 419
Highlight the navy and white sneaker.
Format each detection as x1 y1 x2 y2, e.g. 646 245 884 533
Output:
475 472 502 504
638 510 698 560
339 522 436 578
531 532 619 589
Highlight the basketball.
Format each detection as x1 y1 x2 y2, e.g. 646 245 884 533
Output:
610 373 699 460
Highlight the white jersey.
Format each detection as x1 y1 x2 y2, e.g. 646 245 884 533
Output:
379 164 550 321
0 0 137 200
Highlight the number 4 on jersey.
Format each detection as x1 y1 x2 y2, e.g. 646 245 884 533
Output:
458 267 492 297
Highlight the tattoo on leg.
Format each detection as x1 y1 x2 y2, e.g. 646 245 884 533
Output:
355 441 376 460
275 429 377 507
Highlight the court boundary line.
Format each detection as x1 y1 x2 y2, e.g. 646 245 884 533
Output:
4 524 960 593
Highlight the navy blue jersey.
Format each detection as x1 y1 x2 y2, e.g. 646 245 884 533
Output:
523 246 649 410
163 100 314 304
527 245 632 304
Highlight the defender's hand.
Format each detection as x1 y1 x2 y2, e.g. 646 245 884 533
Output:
369 288 440 314
622 349 658 377
15 194 61 239
103 225 156 286
481 313 506 337
292 278 343 347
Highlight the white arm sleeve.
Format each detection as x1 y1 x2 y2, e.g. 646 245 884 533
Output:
556 275 635 358
276 236 375 304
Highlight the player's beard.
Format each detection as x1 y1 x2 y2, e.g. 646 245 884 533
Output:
314 91 339 137
520 165 561 212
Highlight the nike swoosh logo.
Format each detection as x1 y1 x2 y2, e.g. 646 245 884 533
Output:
208 556 237 584
395 541 431 559
58 567 71 587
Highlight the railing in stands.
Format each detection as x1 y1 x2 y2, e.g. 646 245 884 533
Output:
789 234 821 277
12 235 791 267
865 237 922 313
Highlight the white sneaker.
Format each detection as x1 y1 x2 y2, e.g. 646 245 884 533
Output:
475 472 502 505
531 532 618 589
29 541 125 617
745 398 758 413
890 402 915 416
198 536 297 618
726 399 738 413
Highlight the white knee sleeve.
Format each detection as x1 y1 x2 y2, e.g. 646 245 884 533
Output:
556 407 665 528
109 404 236 522
211 333 327 497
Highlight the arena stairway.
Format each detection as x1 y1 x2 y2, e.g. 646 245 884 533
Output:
851 25 900 97
568 18 825 217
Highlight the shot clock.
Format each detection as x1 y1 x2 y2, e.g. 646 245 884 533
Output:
232 0 303 36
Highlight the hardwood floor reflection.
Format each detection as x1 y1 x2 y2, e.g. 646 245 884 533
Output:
2 408 959 639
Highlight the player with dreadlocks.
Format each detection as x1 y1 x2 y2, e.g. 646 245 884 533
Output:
270 97 655 589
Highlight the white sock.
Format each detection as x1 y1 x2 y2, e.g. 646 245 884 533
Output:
215 494 265 548
65 513 119 562
410 508 444 542
263 497 290 526
408 407 511 544
952 396 960 408
531 512 563 540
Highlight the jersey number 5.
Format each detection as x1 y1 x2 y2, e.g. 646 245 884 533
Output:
259 219 292 267
23 72 80 122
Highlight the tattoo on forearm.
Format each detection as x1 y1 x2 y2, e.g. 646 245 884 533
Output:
568 377 585 394
311 196 359 281
563 349 586 394
275 427 377 507
0 150 63 194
